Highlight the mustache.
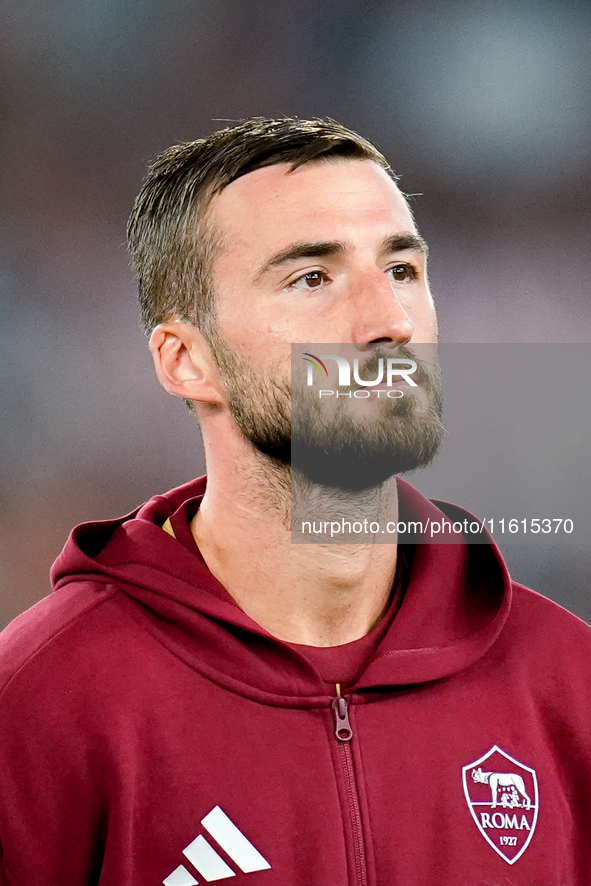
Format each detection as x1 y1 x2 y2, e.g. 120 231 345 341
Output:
351 344 439 391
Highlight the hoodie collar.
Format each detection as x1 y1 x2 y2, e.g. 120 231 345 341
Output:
51 477 511 701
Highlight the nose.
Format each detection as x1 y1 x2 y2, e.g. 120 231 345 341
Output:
349 270 414 351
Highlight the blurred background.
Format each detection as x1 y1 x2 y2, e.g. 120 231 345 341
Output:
1 0 590 627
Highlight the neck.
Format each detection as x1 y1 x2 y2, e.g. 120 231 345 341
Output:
192 433 399 646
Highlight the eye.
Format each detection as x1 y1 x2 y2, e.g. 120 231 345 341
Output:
387 263 417 283
289 270 328 291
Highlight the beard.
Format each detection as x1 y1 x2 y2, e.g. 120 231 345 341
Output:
209 332 444 491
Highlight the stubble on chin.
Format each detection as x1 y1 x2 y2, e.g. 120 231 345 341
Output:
209 334 444 492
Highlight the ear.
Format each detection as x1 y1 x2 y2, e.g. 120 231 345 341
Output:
149 320 224 405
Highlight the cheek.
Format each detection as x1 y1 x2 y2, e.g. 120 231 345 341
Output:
412 294 438 340
221 305 310 363
223 322 294 364
214 314 296 383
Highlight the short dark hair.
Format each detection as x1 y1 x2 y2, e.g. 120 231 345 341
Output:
127 117 397 335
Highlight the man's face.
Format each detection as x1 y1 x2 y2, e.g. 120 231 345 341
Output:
204 158 443 488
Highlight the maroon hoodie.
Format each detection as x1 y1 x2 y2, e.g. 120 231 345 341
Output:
0 477 590 885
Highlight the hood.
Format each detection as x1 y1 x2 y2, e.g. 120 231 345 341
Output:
51 477 512 702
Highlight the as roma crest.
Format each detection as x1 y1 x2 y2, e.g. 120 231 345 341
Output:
462 746 539 865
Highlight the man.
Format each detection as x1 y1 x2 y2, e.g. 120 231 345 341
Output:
0 118 590 885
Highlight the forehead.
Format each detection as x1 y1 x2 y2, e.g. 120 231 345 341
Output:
205 159 417 261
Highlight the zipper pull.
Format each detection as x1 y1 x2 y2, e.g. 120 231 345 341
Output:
331 694 353 742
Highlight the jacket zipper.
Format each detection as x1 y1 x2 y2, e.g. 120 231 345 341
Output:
332 685 368 886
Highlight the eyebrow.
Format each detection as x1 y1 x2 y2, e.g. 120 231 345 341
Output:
257 241 346 277
257 231 428 278
381 233 429 258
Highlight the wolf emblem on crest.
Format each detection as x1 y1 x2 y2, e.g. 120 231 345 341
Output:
462 746 539 865
471 766 532 809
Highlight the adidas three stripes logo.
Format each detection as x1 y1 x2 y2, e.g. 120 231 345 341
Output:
163 806 271 884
